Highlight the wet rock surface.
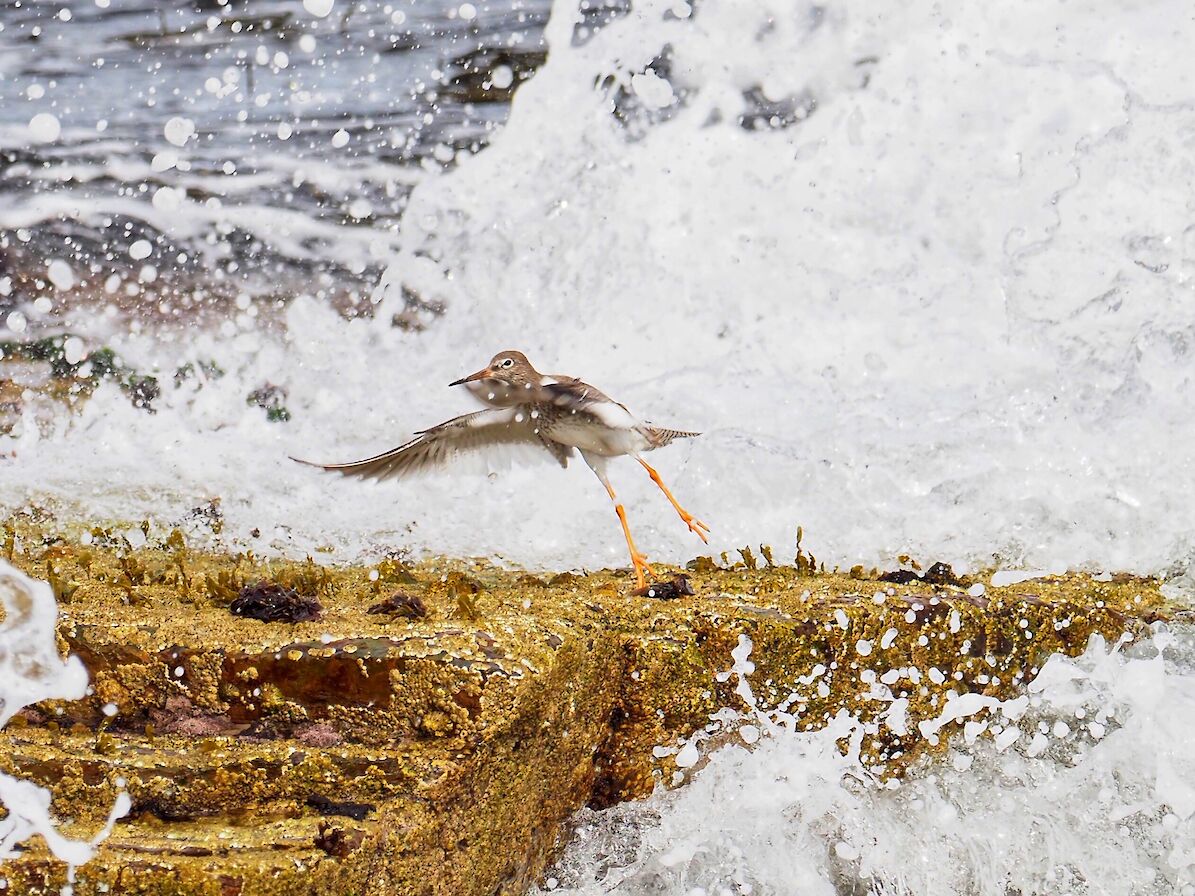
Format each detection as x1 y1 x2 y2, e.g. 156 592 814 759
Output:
443 46 549 103
0 516 1182 895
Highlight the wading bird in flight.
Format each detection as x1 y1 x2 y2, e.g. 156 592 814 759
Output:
293 351 708 590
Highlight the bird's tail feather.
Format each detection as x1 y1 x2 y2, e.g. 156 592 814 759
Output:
642 426 700 449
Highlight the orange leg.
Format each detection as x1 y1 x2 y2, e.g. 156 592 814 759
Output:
601 479 655 590
637 459 710 543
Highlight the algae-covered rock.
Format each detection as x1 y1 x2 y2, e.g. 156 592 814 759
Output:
0 334 160 419
0 515 1182 896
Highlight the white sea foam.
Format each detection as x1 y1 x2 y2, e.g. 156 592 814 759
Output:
539 628 1195 896
2 0 1194 584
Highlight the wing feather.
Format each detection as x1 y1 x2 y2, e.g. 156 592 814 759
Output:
292 407 560 481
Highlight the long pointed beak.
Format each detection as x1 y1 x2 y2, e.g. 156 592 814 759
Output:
449 368 490 387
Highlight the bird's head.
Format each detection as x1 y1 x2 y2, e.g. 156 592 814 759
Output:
449 350 540 394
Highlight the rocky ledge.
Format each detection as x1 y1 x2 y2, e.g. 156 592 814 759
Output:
0 516 1184 895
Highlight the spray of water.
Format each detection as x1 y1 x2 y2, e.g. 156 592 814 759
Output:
0 561 130 886
2 0 1193 579
541 628 1195 896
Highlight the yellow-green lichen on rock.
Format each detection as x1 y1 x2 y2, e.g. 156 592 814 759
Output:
0 513 1184 895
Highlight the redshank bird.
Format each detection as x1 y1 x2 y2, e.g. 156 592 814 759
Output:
293 350 709 590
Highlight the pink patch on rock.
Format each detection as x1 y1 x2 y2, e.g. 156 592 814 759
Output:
164 694 197 714
16 707 48 725
161 713 237 736
295 722 343 747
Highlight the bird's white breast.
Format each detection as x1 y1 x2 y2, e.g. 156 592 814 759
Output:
548 422 645 456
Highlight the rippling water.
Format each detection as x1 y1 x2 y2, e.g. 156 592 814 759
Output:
1 0 549 325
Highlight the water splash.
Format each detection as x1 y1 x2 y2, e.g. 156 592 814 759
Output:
541 628 1195 895
2 0 1194 580
0 561 130 884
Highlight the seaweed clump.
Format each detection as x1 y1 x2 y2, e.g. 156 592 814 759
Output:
307 794 375 820
368 591 427 619
313 821 366 858
635 574 695 600
880 561 967 587
246 383 291 422
229 582 322 623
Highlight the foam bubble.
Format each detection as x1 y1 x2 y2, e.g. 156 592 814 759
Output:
492 65 514 90
630 71 674 110
46 259 75 291
27 112 60 143
303 0 335 18
63 336 85 366
163 116 195 148
152 186 183 212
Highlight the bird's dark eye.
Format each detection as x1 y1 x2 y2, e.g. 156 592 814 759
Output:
501 358 514 369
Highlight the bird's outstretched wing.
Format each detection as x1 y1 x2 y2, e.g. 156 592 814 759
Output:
292 407 568 481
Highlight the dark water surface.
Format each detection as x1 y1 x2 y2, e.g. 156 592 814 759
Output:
0 0 549 331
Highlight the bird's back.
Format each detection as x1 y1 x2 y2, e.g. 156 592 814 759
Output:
534 377 697 457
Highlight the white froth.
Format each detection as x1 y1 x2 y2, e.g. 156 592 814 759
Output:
539 628 1195 896
0 0 1192 587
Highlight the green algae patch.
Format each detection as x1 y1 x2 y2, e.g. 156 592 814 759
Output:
0 335 160 429
0 515 1182 896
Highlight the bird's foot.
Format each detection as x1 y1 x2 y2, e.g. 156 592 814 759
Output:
631 552 655 591
681 512 711 544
